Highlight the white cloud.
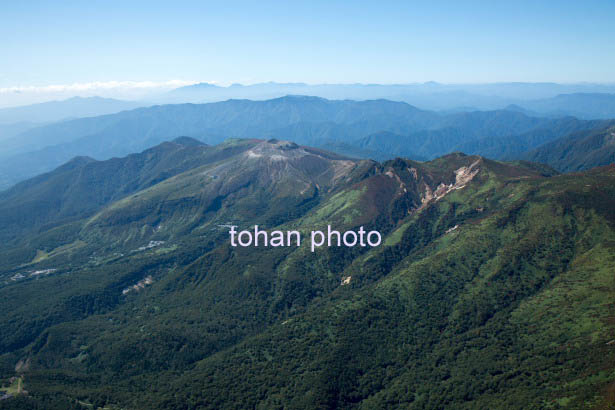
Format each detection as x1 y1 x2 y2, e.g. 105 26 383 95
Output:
0 79 201 94
0 79 214 108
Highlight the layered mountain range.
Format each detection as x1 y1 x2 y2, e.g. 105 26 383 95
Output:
166 82 615 118
1 95 614 191
0 137 614 409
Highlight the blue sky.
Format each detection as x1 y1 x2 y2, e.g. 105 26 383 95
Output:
2 0 615 91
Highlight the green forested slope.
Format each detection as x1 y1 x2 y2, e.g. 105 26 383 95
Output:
523 123 615 172
0 139 614 409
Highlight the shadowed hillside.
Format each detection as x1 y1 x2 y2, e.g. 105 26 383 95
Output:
522 122 615 172
0 139 614 409
0 97 603 190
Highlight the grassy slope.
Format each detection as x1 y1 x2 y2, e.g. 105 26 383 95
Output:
138 165 615 409
0 145 614 409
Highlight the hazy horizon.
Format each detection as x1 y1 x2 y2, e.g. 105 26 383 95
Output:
3 80 615 109
3 0 615 107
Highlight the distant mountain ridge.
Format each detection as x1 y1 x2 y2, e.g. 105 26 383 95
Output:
164 82 615 118
0 96 604 190
0 96 142 124
519 93 615 119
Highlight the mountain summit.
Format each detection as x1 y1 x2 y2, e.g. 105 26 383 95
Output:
0 139 614 409
0 96 604 191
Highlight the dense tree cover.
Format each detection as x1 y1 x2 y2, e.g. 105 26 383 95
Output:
0 139 614 408
523 122 615 172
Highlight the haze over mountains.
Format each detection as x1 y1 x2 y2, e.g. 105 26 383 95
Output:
0 97 142 125
4 81 615 121
0 97 144 144
165 82 615 119
1 92 615 191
